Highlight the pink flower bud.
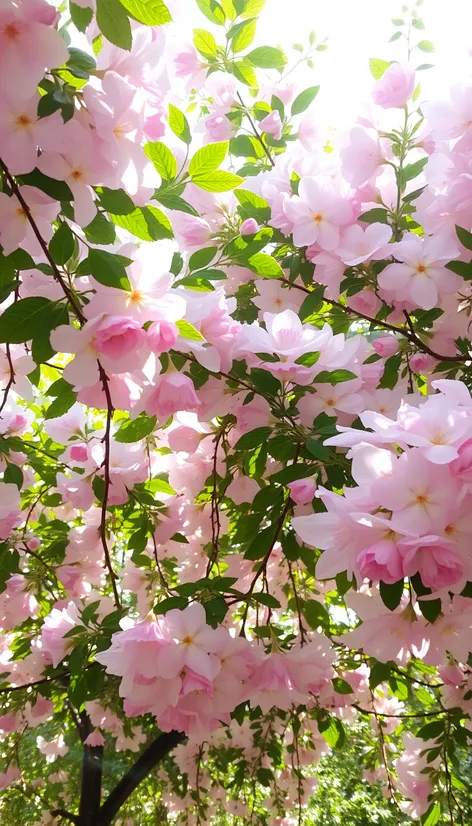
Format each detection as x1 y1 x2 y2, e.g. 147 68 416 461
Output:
287 478 317 505
451 438 472 482
147 321 179 355
27 537 40 551
372 63 415 109
144 373 201 418
70 445 89 463
240 218 258 236
168 426 202 454
409 352 436 373
84 729 105 748
259 110 283 140
94 316 145 361
373 335 399 358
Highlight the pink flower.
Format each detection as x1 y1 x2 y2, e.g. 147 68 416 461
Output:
0 90 65 175
372 63 415 109
226 474 260 505
356 539 404 584
287 477 317 504
451 438 472 482
0 483 22 539
139 372 201 419
399 535 464 590
240 218 258 236
340 127 384 187
410 352 436 373
373 335 400 357
0 765 20 790
237 309 331 361
204 113 234 141
93 316 145 361
259 111 283 140
0 4 68 99
0 186 59 256
156 603 219 682
337 223 392 265
146 321 179 354
378 233 460 311
284 177 353 250
41 602 81 667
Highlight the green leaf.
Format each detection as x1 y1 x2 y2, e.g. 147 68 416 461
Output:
0 298 66 344
401 157 428 185
299 287 325 320
168 103 191 144
291 85 320 115
192 170 244 192
234 426 273 451
83 212 116 245
252 592 280 608
189 142 228 178
66 47 96 77
96 0 132 50
445 260 472 280
379 352 402 388
175 320 204 341
421 802 441 826
70 2 93 31
359 207 390 224
229 18 256 53
318 714 345 749
96 187 135 215
144 141 177 181
369 57 390 79
44 390 78 420
379 578 404 611
313 370 357 384
188 247 217 270
153 191 199 215
456 225 472 251
115 413 157 443
418 39 435 52
247 45 287 70
245 252 283 277
49 222 75 265
332 678 354 695
240 0 265 15
369 661 391 689
47 378 74 397
230 58 258 87
87 249 131 290
244 525 273 560
155 596 188 614
110 206 173 241
19 169 73 201
4 463 23 489
204 596 228 627
0 545 20 593
118 0 171 25
416 720 444 740
195 0 226 24
191 268 226 280
193 27 217 57
234 189 270 222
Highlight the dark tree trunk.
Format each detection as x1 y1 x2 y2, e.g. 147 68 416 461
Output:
78 745 104 826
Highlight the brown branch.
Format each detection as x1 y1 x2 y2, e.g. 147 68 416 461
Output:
237 93 275 167
0 342 16 415
206 430 223 577
98 362 121 610
278 277 469 363
0 158 87 324
50 810 79 825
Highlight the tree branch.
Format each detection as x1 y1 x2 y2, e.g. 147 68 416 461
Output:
51 810 80 825
97 730 185 826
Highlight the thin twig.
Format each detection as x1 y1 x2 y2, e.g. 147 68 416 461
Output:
237 92 275 167
98 363 121 610
206 430 223 577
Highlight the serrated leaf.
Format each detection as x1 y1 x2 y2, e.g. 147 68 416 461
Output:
380 578 404 610
83 212 116 245
144 142 177 181
175 320 204 341
234 426 273 450
168 103 191 144
455 225 472 251
192 170 244 192
418 39 435 53
118 0 171 25
189 141 228 177
313 370 356 384
291 85 320 115
110 206 173 241
247 45 287 70
115 414 157 443
234 189 270 222
0 298 66 344
369 57 390 80
229 18 256 53
96 0 132 50
96 187 135 215
369 661 391 689
44 390 78 420
49 222 75 265
195 0 225 24
87 249 131 290
193 27 217 57
188 247 217 270
70 2 93 31
245 252 283 277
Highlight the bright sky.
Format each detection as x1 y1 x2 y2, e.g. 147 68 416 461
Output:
168 0 472 128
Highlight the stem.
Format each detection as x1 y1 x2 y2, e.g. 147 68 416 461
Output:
237 92 275 167
98 363 121 610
